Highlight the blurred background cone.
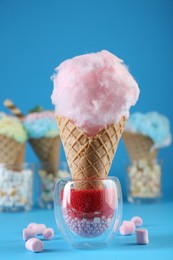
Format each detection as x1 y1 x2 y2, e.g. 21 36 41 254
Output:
0 135 25 164
56 116 126 190
122 131 158 162
3 99 60 175
0 135 25 171
29 136 60 175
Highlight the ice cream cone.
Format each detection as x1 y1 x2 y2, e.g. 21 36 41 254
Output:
3 99 60 174
56 116 126 190
0 135 25 171
29 136 60 175
122 131 158 162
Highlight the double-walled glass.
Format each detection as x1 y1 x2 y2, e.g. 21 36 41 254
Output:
38 161 70 209
0 163 34 212
126 159 162 203
54 177 122 249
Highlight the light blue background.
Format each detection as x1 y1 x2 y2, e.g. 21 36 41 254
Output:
0 0 173 201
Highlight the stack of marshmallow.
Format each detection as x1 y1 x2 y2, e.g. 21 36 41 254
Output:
39 169 69 208
0 165 33 211
127 160 161 200
119 216 149 245
124 112 171 201
23 223 54 253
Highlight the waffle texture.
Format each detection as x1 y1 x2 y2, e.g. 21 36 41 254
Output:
57 116 126 189
29 136 60 175
0 135 25 170
123 132 158 162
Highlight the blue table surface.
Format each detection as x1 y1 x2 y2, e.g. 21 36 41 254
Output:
0 202 173 260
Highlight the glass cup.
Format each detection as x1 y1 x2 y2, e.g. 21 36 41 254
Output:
0 163 34 212
54 177 122 249
38 161 70 209
126 159 162 203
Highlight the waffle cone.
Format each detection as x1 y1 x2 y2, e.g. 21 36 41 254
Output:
0 135 25 171
56 116 126 190
29 136 60 175
123 131 158 162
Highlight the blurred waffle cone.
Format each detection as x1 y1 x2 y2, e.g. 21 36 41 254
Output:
122 131 158 162
0 135 25 171
56 116 126 190
29 136 60 175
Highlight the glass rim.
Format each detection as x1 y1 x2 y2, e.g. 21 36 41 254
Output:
124 158 163 166
36 162 59 165
56 176 120 183
0 162 35 168
36 161 69 167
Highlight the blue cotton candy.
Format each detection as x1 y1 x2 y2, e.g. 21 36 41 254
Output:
23 118 58 138
125 112 172 148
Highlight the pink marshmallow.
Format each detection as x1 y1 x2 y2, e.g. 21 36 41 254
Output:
131 216 143 227
25 238 43 252
43 228 54 240
27 223 46 235
23 228 36 241
136 229 149 245
35 224 46 235
119 220 135 235
27 223 37 229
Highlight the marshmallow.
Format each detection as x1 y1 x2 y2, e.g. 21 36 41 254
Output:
25 238 43 252
131 216 143 227
36 224 47 234
119 220 135 235
43 228 54 240
128 160 162 199
136 229 149 245
27 223 37 229
0 165 33 211
27 223 46 235
23 228 36 241
39 169 69 207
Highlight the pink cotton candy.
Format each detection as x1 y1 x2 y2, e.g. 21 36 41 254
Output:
119 220 135 235
25 111 55 122
51 50 140 136
131 216 143 227
136 229 149 245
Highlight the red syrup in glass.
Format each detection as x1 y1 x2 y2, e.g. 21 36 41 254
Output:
60 188 116 238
